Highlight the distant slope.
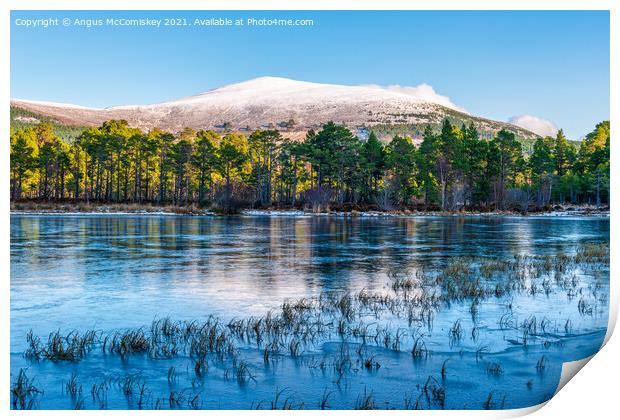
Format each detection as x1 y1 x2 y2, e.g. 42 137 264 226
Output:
11 77 539 143
10 106 87 141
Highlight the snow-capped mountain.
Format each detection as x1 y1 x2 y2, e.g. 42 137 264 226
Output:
10 77 537 139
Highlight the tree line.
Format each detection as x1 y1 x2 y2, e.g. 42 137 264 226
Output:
10 118 610 212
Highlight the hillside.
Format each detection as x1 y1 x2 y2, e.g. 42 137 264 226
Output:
11 77 539 143
10 106 87 141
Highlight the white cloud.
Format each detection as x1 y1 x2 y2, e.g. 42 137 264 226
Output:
364 83 468 114
508 115 559 137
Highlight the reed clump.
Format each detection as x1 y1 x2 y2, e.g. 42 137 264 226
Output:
354 388 376 410
26 329 98 362
11 369 43 410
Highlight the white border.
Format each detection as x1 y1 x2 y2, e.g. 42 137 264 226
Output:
2 1 616 419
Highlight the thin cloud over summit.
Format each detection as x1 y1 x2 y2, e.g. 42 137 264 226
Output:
508 114 559 137
364 83 468 114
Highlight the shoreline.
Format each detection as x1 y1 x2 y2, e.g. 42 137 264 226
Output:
10 204 610 218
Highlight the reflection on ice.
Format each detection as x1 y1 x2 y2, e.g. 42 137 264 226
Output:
10 215 609 409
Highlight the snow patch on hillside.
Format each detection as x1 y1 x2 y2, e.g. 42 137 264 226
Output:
12 98 99 111
112 77 463 113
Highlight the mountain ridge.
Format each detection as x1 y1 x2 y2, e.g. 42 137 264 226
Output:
10 77 539 142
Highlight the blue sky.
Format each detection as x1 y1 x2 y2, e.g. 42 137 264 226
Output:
11 10 609 138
